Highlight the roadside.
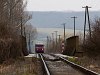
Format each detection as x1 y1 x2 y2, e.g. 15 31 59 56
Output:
78 56 100 74
55 54 100 74
0 54 43 75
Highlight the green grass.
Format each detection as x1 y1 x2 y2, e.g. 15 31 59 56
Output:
68 57 81 65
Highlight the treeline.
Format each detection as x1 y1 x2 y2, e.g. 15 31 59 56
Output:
0 0 36 63
82 18 100 57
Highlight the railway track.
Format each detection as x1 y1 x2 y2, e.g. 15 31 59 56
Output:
38 54 51 75
38 53 99 75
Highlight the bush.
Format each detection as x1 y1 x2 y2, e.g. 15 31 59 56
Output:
68 57 81 65
82 18 100 57
0 0 31 63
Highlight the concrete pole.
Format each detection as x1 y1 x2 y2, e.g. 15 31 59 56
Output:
82 6 91 43
54 31 58 52
71 16 77 36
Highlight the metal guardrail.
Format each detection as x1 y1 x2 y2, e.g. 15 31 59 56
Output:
38 54 51 75
58 55 100 75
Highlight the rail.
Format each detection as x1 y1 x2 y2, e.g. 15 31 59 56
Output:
55 55 100 75
38 54 51 75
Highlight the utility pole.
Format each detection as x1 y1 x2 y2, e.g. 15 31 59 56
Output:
62 23 66 44
54 31 58 52
58 35 61 43
49 36 52 51
47 36 49 52
49 36 52 44
82 6 91 42
54 31 58 45
52 33 54 52
71 16 77 36
58 35 61 53
52 33 54 42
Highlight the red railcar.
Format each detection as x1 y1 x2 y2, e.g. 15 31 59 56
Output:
35 44 44 53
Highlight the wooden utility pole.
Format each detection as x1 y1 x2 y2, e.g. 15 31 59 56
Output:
82 6 91 42
71 16 77 36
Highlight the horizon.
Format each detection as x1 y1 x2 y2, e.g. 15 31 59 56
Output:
29 11 100 29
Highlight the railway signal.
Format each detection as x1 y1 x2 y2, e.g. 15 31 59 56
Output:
61 41 65 53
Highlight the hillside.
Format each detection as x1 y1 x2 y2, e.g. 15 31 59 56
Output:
29 11 100 30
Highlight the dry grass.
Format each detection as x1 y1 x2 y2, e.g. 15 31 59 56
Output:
0 57 38 75
78 56 100 74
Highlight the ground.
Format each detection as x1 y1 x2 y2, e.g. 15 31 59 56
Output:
78 56 100 74
55 54 100 74
0 54 100 75
0 55 43 75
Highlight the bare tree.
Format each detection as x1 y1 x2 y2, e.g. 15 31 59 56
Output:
0 0 33 63
82 18 100 57
24 24 37 53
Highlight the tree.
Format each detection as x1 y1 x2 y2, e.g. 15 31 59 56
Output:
82 18 100 57
0 0 32 63
24 24 37 53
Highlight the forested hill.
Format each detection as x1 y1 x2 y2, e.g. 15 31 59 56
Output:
29 11 100 30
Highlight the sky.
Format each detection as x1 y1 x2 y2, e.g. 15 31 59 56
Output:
26 0 100 11
26 0 100 51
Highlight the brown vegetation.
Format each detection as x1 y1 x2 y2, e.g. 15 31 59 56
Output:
0 57 38 75
82 18 100 57
0 0 36 63
80 18 100 73
25 24 37 53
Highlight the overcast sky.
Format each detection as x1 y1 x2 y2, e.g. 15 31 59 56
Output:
26 0 100 11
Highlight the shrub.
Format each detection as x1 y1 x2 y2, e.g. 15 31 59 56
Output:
82 18 100 57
